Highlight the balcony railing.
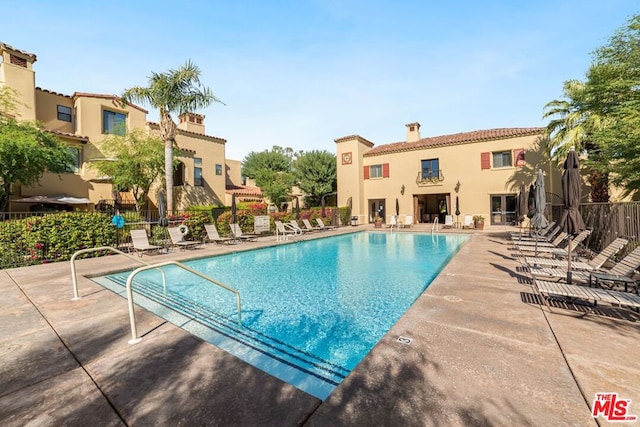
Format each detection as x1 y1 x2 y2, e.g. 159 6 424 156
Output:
416 170 444 185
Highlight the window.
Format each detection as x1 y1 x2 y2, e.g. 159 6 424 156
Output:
364 163 389 179
194 157 203 186
215 163 223 175
103 110 126 135
174 161 185 186
421 158 439 179
492 151 512 168
66 146 81 173
370 164 383 178
57 105 72 122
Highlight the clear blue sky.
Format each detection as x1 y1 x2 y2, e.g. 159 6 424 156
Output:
2 1 638 160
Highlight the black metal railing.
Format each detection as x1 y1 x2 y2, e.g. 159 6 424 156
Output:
416 170 444 185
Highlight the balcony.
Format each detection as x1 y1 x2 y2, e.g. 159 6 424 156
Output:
416 170 444 186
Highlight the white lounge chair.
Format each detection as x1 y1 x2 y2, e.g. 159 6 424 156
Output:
302 218 320 232
388 215 398 229
315 218 336 230
289 220 311 233
275 220 300 241
130 229 163 257
463 215 474 229
443 215 453 228
203 224 233 245
525 238 628 271
168 226 199 250
401 215 413 228
230 223 259 242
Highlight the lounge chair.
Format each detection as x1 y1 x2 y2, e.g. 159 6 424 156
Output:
514 230 590 256
401 215 413 228
443 215 453 228
463 215 474 229
275 220 301 241
534 279 640 311
530 240 638 284
130 229 163 257
168 226 200 250
203 224 233 245
230 223 259 242
315 218 336 230
510 221 556 239
302 218 321 232
388 215 398 230
511 225 561 243
289 220 311 233
525 238 628 271
512 230 568 248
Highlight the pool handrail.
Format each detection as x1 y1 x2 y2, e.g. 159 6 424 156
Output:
126 260 242 344
431 217 439 233
70 246 166 300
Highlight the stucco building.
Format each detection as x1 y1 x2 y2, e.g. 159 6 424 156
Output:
0 41 252 212
336 122 562 228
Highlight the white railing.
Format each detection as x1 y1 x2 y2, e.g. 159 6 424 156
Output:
431 217 439 233
70 246 166 300
125 261 242 344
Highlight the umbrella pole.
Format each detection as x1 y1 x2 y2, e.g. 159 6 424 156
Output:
567 239 573 284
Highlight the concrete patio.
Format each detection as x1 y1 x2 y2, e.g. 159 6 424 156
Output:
1 226 638 426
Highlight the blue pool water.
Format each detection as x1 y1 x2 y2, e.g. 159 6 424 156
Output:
94 231 467 399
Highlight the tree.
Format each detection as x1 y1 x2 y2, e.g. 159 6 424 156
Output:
255 169 295 209
0 119 75 211
241 146 297 180
120 60 223 212
91 129 167 211
294 150 336 206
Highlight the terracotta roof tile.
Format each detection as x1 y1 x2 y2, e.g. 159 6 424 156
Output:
365 127 544 157
72 92 148 114
0 42 37 61
147 121 227 144
334 135 375 147
36 87 71 98
46 129 89 143
226 185 263 197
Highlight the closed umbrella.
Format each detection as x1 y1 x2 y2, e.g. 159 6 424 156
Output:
295 197 300 219
395 198 400 217
455 196 460 225
231 193 237 225
515 183 526 237
530 169 549 256
559 148 585 283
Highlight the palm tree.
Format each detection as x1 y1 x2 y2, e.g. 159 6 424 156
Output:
120 60 223 212
543 79 610 202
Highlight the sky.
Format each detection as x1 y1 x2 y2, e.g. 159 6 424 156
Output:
2 0 638 161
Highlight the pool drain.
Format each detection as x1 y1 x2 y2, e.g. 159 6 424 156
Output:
397 336 412 345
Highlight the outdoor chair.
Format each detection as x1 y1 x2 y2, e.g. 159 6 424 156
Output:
463 215 474 229
130 229 163 257
401 215 413 228
302 218 321 231
289 220 311 233
512 229 567 248
275 220 301 241
530 240 639 285
315 218 336 230
230 223 259 242
203 224 233 245
534 278 640 312
168 226 200 250
511 225 561 243
510 221 557 239
525 238 628 271
388 215 398 229
514 230 590 257
443 215 453 228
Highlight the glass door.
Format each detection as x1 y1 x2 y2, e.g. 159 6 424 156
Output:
490 195 517 225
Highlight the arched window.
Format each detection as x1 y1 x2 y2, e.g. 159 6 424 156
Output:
173 161 185 186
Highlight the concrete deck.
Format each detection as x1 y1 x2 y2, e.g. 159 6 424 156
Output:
1 226 638 426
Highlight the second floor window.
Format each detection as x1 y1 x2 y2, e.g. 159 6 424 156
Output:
492 151 512 168
421 158 439 179
66 146 81 173
215 163 223 175
194 157 203 186
370 164 383 178
103 110 126 135
57 105 72 122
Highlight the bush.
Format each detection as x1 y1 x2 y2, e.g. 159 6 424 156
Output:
166 212 209 241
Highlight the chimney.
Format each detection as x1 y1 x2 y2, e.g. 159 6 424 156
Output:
405 122 420 142
177 112 205 134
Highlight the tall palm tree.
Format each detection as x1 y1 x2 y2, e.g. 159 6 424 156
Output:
120 60 223 212
543 79 610 202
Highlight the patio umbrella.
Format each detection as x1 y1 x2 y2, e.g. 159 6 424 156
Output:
530 169 549 256
231 193 237 225
515 183 526 237
395 198 400 217
455 196 460 224
157 189 168 227
295 197 300 219
559 149 585 283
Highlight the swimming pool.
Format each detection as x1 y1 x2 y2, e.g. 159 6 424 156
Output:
93 231 467 400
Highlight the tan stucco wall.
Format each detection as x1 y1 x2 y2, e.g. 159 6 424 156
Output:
225 159 242 187
336 136 373 224
0 50 36 121
34 89 73 133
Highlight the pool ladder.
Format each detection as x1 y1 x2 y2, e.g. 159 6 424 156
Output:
431 217 439 233
70 247 242 345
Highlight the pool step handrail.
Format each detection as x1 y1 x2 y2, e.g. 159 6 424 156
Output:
431 217 439 233
70 246 166 300
126 260 242 344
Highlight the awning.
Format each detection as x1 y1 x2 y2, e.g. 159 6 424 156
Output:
13 195 92 205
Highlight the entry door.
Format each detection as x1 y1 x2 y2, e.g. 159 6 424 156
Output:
490 195 517 225
369 199 386 223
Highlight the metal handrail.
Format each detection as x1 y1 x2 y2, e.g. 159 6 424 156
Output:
70 246 166 300
431 217 439 233
126 261 242 344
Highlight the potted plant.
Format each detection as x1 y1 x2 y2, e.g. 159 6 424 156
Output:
373 215 383 228
473 215 485 230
